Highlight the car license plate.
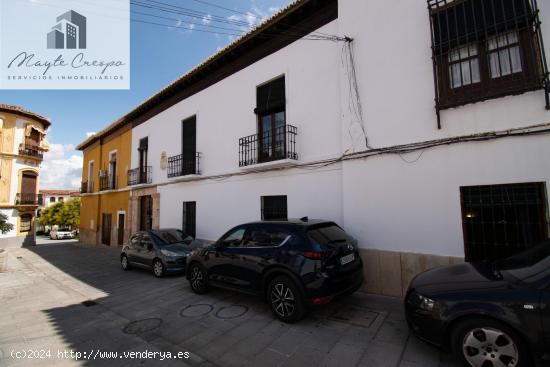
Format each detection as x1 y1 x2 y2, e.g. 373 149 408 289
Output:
340 253 355 265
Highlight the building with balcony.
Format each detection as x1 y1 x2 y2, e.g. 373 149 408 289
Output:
0 104 50 248
76 123 132 247
77 0 550 297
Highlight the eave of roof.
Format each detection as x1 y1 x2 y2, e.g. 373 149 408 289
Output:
76 0 319 151
0 104 51 128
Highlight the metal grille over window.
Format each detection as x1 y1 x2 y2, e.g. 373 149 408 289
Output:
427 0 549 128
460 183 548 262
261 195 288 221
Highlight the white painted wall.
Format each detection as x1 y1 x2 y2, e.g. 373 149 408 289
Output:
131 1 550 257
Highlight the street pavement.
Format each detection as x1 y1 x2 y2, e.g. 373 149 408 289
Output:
0 238 461 367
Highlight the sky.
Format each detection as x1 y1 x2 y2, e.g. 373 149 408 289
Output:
0 0 291 189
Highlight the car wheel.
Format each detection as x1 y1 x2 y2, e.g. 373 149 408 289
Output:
153 259 165 278
188 263 209 294
268 276 305 323
451 317 529 367
121 254 130 271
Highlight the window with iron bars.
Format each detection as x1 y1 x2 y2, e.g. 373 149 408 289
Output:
261 195 288 221
427 0 549 128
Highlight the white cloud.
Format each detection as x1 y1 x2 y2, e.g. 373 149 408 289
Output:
41 143 83 189
85 131 96 138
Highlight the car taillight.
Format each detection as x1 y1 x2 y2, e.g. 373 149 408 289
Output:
302 250 333 260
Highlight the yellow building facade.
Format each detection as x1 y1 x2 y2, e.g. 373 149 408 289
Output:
77 123 132 246
0 105 50 248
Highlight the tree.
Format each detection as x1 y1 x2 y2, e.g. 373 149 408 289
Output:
39 199 80 230
0 212 14 234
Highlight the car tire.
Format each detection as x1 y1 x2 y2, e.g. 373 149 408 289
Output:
268 276 305 323
188 263 209 294
451 316 529 367
121 254 131 271
153 259 165 278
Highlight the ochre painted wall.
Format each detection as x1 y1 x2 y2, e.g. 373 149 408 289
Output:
0 114 16 204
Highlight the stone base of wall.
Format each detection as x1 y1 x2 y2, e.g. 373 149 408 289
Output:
0 234 35 249
358 248 463 297
79 229 98 246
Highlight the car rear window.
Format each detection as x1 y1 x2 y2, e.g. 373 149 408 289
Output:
307 224 348 245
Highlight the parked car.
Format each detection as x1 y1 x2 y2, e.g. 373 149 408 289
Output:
50 228 75 240
185 219 363 323
120 229 202 277
405 239 550 367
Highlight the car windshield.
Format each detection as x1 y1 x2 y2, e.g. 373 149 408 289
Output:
152 230 193 245
307 223 348 245
495 240 550 284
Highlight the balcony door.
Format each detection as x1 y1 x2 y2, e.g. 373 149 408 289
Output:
138 137 148 184
21 172 37 204
258 111 285 163
181 116 196 175
108 152 117 189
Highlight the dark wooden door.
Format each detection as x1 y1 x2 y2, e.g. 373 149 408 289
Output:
139 196 153 231
102 213 112 246
182 201 196 238
117 213 125 246
181 117 196 175
21 173 37 204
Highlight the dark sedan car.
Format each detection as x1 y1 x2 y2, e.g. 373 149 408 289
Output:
121 229 201 277
405 240 550 367
185 219 363 323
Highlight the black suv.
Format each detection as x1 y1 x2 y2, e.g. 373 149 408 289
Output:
185 219 363 323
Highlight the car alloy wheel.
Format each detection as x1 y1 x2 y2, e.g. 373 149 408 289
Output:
189 264 208 294
462 327 518 367
121 255 129 270
270 283 295 318
153 260 164 277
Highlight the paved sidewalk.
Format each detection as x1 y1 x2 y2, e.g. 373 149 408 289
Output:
0 239 460 367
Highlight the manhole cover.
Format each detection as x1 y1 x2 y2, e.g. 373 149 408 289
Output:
179 304 213 318
123 318 162 334
328 306 379 328
215 305 248 320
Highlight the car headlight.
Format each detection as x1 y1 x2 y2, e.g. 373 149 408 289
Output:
161 249 184 257
417 294 436 311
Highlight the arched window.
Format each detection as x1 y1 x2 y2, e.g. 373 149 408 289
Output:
20 214 32 232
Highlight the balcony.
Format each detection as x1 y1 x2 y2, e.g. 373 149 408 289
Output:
99 174 117 191
81 180 93 194
128 166 152 186
18 144 44 159
239 124 297 168
16 193 43 205
167 153 201 178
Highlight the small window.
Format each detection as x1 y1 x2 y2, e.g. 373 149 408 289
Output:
261 195 287 221
460 183 548 262
50 197 55 203
487 31 523 78
58 197 64 202
448 44 480 89
20 214 32 232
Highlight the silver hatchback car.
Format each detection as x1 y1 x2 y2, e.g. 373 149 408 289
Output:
121 229 202 277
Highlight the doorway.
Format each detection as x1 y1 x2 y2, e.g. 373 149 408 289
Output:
101 213 112 246
117 212 125 246
139 196 153 231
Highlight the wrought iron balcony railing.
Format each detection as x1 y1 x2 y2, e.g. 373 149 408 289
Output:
81 180 94 193
128 166 152 186
18 144 43 159
239 124 297 167
99 174 117 191
16 193 43 205
167 153 201 178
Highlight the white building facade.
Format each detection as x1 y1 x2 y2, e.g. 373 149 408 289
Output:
121 0 550 296
0 105 50 248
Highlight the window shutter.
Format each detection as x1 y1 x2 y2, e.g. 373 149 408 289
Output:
138 137 148 151
255 77 285 115
431 0 532 53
